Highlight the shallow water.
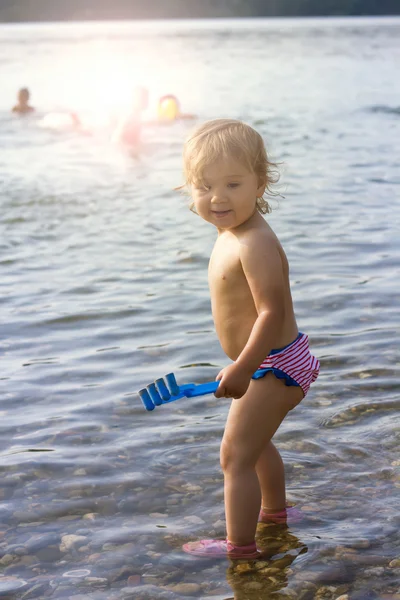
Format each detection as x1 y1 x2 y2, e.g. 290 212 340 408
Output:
1 16 400 600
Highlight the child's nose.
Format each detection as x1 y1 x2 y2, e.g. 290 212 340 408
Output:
211 189 227 203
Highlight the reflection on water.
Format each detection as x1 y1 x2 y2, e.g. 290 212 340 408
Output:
0 15 400 600
227 525 308 599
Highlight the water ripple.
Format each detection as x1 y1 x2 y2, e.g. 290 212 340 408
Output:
0 16 399 600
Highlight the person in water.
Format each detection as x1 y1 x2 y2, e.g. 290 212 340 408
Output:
157 94 196 122
112 86 149 145
180 119 320 559
12 88 35 114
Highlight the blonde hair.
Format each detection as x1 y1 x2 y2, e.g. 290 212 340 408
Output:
182 119 280 214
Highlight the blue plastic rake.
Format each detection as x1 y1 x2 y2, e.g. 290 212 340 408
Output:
139 368 270 411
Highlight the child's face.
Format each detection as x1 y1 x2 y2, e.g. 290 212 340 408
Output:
191 157 265 231
18 89 29 105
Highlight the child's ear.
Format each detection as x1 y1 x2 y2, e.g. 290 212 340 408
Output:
257 177 266 197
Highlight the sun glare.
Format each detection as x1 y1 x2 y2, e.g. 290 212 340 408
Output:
53 44 156 128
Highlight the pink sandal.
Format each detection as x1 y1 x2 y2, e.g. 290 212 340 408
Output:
258 505 303 525
182 539 261 559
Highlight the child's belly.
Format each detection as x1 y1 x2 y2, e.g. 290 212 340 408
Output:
214 312 257 361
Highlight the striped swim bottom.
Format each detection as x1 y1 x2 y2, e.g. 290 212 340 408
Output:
259 332 320 397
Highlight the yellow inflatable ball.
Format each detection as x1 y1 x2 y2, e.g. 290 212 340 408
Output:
157 95 179 121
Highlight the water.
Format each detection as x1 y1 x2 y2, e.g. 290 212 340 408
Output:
1 16 399 600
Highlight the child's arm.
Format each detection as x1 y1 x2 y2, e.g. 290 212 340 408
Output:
215 233 286 399
236 235 286 371
179 113 197 120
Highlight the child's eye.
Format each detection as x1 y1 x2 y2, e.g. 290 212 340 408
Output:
194 183 210 191
228 182 240 188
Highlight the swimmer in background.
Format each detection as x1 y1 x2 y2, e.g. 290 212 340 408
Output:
12 88 35 114
112 86 149 145
12 87 82 130
157 94 196 122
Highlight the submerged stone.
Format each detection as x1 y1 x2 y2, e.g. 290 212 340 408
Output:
0 577 28 594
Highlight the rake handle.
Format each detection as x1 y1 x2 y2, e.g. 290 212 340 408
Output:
181 368 269 399
181 381 218 396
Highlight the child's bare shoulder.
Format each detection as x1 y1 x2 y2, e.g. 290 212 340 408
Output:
238 219 280 254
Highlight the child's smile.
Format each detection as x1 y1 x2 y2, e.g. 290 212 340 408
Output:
211 208 233 218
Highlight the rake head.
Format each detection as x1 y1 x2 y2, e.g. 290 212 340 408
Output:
139 373 218 411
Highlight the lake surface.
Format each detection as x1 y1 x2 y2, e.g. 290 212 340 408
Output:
0 16 399 600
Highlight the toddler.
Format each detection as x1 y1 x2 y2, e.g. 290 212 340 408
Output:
181 119 320 559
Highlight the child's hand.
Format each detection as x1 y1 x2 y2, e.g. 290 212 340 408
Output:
214 363 253 399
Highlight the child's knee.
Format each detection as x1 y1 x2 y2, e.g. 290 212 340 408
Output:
220 439 257 473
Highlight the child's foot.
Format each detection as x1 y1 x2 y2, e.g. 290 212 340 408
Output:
182 539 261 559
258 505 303 525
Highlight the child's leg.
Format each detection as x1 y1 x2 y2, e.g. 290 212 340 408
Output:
256 442 304 524
256 441 286 512
221 373 304 546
